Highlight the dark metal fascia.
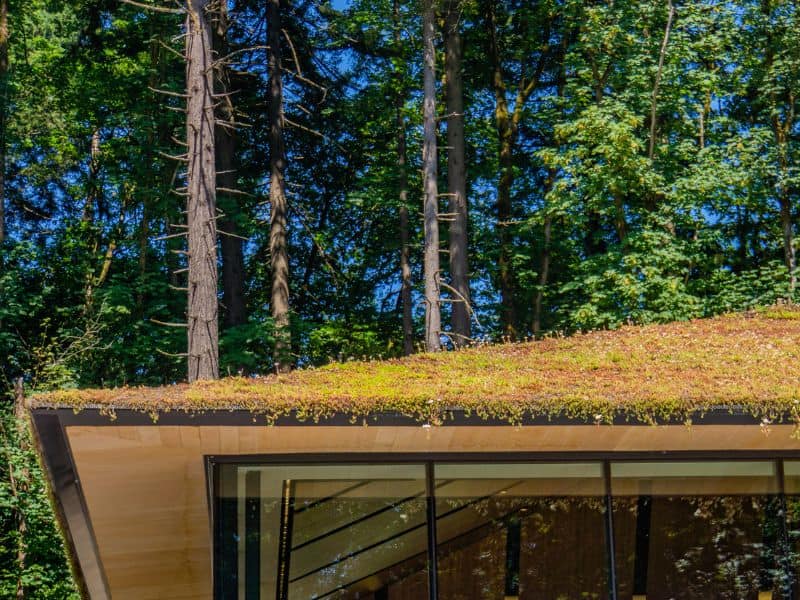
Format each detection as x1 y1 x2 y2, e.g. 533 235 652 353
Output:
30 411 110 600
37 406 777 427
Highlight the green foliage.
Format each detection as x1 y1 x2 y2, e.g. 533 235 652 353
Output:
304 319 403 365
219 322 276 376
1 0 800 590
0 397 79 598
558 227 702 330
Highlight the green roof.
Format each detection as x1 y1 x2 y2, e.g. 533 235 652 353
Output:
28 307 800 425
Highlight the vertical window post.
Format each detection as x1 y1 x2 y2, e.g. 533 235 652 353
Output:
777 460 795 600
275 480 294 600
603 461 619 600
426 462 439 600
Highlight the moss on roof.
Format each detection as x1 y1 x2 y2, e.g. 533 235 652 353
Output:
28 307 800 425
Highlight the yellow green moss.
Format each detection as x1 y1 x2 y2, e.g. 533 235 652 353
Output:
27 308 800 426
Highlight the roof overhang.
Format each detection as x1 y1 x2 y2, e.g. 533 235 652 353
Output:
31 406 800 599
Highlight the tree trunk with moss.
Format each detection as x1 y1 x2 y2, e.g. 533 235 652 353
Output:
212 1 247 330
394 0 413 356
268 0 291 371
422 0 441 352
12 379 28 600
0 0 8 244
445 0 470 346
485 0 516 339
186 0 219 381
397 105 413 356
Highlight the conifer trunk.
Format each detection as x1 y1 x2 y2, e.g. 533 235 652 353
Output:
12 379 28 600
397 106 413 356
212 2 247 329
0 0 7 244
532 215 551 336
394 0 413 356
777 136 795 293
422 0 441 352
186 0 219 381
762 0 796 293
485 0 517 339
268 0 291 371
444 0 470 346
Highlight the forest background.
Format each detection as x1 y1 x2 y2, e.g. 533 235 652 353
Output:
0 0 798 595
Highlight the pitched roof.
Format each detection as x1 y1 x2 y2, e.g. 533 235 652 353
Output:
28 307 800 425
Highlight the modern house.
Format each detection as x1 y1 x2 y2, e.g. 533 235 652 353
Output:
28 309 800 600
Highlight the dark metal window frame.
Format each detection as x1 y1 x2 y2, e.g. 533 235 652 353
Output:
207 452 800 600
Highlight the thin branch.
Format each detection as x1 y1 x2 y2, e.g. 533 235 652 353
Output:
155 232 188 241
156 39 185 60
121 0 183 14
213 45 269 67
440 280 483 330
156 348 189 358
150 318 188 328
158 150 188 162
218 229 249 241
284 117 324 138
217 186 255 197
149 86 189 98
282 28 302 77
649 0 676 160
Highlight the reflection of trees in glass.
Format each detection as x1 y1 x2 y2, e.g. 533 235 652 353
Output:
616 496 784 600
782 497 800 597
284 492 429 598
436 495 608 600
519 497 607 600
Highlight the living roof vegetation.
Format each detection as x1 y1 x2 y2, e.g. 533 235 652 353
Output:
28 307 800 425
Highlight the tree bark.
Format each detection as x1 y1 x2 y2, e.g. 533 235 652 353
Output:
398 129 414 355
394 0 413 356
186 0 219 382
444 0 470 346
211 1 247 330
777 127 796 293
0 0 7 244
82 129 101 222
762 0 796 293
484 0 521 339
647 0 675 161
487 15 516 338
397 103 413 356
484 1 548 339
12 379 28 600
532 215 551 336
268 0 291 371
422 0 441 352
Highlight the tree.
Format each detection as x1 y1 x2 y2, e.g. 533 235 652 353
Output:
482 0 551 339
0 0 7 244
268 0 291 372
395 0 413 356
444 0 470 346
212 0 247 330
422 0 441 352
186 0 219 381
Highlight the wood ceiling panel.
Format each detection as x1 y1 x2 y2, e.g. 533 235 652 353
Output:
64 423 800 598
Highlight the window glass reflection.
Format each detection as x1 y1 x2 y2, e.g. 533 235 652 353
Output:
214 459 799 600
611 461 784 600
781 461 800 599
434 462 609 600
215 464 429 599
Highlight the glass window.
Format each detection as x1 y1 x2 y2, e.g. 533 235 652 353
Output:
215 463 429 599
611 461 783 600
434 462 608 600
214 458 800 600
781 461 800 599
